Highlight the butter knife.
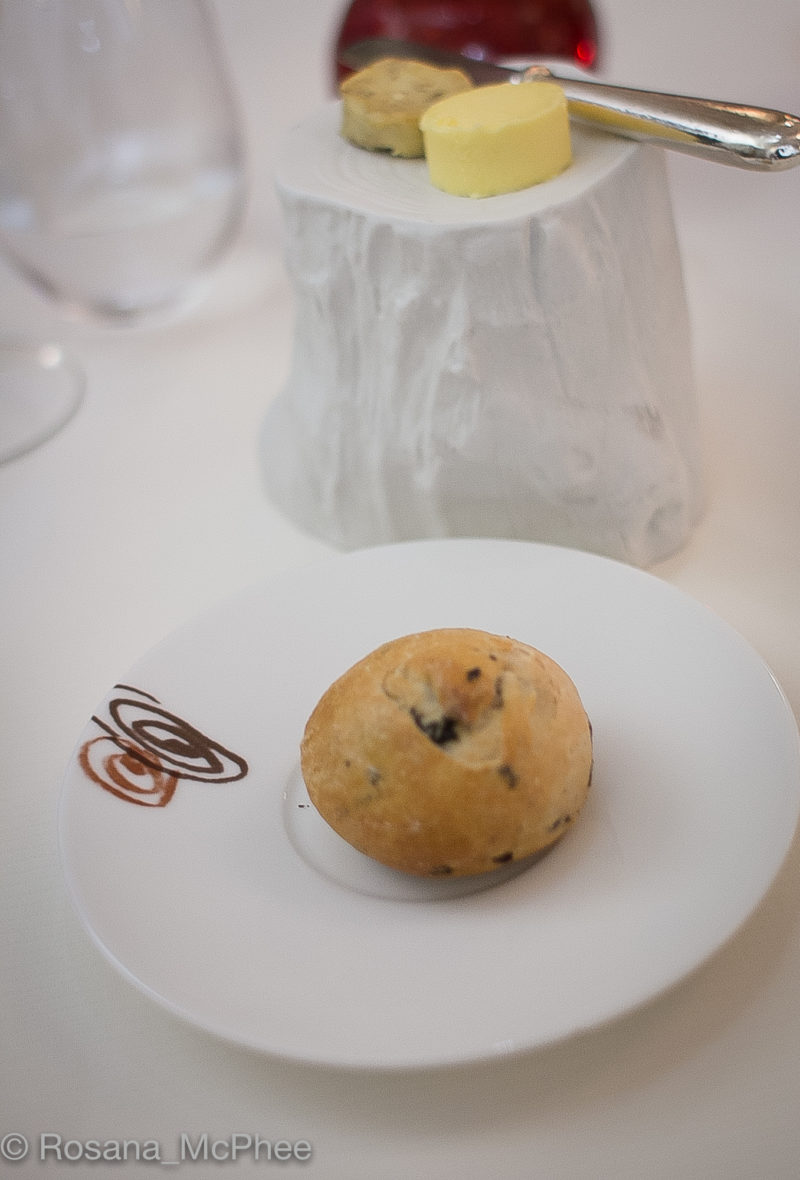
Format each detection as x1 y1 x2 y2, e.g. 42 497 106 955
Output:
338 37 800 170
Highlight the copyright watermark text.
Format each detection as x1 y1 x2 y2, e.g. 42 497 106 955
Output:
1 1132 312 1166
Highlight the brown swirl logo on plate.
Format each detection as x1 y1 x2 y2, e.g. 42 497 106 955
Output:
79 684 248 807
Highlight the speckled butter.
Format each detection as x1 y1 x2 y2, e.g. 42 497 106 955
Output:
340 57 474 158
420 81 572 197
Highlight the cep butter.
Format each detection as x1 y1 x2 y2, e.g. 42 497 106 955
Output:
420 81 572 197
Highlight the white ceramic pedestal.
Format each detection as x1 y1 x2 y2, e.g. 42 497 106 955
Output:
261 102 703 567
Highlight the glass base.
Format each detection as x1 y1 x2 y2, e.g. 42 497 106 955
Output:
0 341 84 464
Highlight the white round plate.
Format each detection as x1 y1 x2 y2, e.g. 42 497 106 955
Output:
58 539 800 1069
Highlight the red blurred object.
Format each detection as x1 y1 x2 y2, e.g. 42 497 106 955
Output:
333 0 600 86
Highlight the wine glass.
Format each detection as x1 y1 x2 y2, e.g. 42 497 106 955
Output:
0 0 246 463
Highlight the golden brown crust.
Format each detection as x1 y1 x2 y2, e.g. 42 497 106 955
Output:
301 628 593 877
339 57 474 158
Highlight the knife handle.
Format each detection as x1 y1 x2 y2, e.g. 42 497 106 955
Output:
527 68 800 170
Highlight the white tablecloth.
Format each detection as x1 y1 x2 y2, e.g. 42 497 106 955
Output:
2 2 799 1176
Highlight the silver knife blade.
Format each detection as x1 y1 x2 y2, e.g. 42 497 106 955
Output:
338 38 800 170
339 36 519 87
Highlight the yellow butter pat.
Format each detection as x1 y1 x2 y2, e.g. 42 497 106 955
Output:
420 81 572 197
